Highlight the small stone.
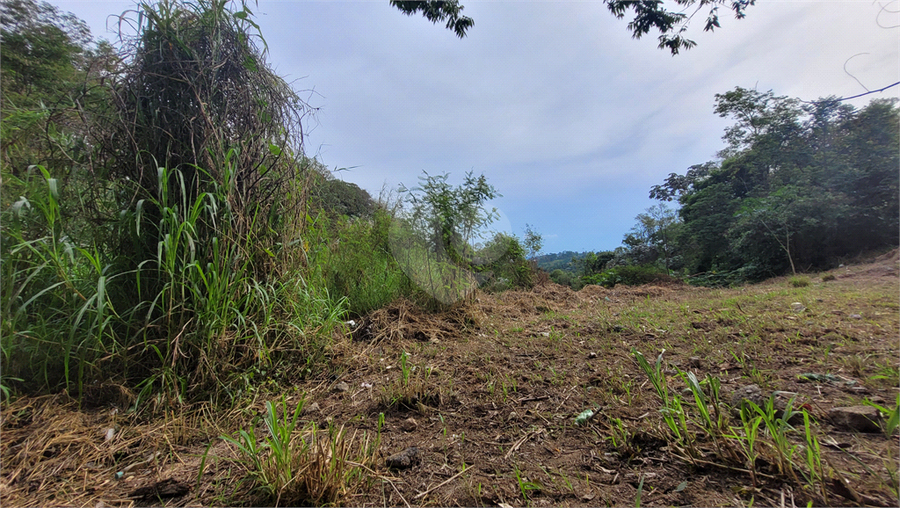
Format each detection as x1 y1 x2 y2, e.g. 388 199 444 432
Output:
385 446 419 469
400 417 418 432
588 352 597 359
791 302 806 313
731 384 765 409
849 314 862 320
304 402 320 414
829 406 883 433
334 381 350 393
688 357 702 368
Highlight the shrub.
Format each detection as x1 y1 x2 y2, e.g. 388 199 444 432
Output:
549 269 573 287
790 276 811 287
476 233 535 292
821 274 836 282
585 265 670 288
307 208 410 317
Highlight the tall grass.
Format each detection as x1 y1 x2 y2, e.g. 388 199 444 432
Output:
1 166 122 396
1 161 348 407
305 209 410 316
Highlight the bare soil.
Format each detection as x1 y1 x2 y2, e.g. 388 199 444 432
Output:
3 251 898 507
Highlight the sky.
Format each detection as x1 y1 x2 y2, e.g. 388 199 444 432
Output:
56 0 900 253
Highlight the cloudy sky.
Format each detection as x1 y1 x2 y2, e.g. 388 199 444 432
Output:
59 0 899 253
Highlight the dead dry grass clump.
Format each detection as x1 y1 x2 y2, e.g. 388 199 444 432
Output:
492 290 553 319
1 395 124 506
1 394 215 507
531 282 580 306
352 297 484 345
577 283 612 300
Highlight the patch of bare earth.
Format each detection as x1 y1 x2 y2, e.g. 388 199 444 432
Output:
3 250 898 507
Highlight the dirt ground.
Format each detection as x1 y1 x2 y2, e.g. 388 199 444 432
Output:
2 250 898 507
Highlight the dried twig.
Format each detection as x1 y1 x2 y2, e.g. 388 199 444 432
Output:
413 464 468 500
504 427 544 460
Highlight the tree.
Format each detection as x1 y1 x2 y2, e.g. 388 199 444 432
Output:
392 171 501 304
390 0 474 38
0 0 99 181
401 171 499 268
523 223 543 261
615 204 682 273
391 0 755 54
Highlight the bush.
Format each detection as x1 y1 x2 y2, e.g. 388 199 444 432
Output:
790 276 810 287
476 233 535 292
549 269 573 287
307 208 410 317
821 273 836 282
584 265 671 288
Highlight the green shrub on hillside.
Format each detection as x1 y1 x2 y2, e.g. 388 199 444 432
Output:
584 265 672 289
476 233 535 292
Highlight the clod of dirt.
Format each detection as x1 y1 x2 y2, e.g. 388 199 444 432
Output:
828 406 883 433
129 478 189 502
304 402 320 414
400 417 418 432
688 356 702 368
333 381 350 393
385 446 419 469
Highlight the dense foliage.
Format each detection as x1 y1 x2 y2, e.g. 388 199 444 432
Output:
0 0 535 405
544 90 898 290
653 89 899 284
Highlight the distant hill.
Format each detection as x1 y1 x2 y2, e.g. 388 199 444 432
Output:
534 251 589 272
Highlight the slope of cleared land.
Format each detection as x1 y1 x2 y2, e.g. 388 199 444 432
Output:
2 251 898 507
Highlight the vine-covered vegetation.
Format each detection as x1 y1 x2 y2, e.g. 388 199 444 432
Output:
0 0 535 404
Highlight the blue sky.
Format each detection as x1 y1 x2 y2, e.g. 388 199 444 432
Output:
58 0 899 253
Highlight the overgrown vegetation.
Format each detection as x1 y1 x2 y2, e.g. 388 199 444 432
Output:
0 0 535 405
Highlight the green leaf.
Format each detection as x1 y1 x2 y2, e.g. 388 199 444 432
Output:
268 143 282 156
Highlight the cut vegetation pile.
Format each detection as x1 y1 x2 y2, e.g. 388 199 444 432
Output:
2 252 898 507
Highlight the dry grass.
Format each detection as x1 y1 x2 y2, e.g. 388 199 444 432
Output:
2 251 898 507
